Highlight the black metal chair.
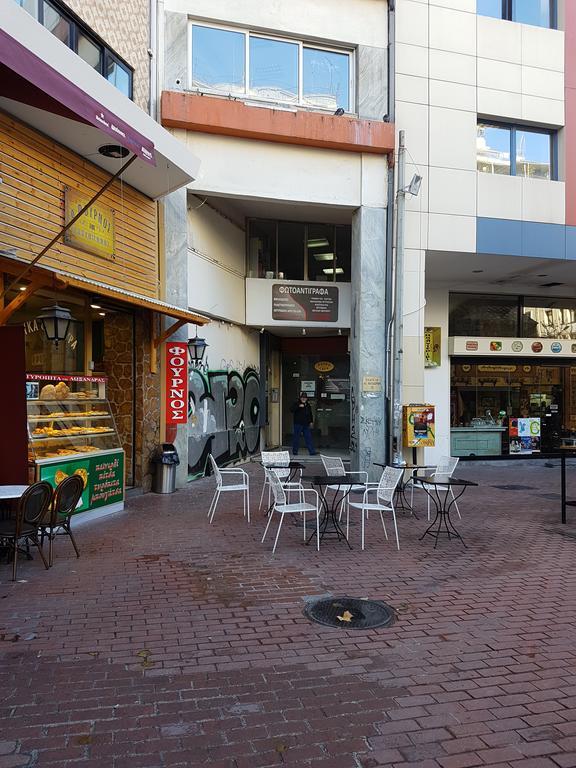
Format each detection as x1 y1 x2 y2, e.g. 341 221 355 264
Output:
40 474 83 567
0 481 52 581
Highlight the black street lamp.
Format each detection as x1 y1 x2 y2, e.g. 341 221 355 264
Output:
37 304 74 347
187 335 208 365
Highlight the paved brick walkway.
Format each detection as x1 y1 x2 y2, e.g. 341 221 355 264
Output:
1 461 576 767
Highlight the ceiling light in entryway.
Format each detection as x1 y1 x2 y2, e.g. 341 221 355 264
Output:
307 238 330 249
314 253 334 262
322 267 344 275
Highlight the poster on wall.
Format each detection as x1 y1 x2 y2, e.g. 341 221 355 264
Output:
165 343 188 424
509 418 540 454
424 327 441 368
272 284 338 322
63 187 115 259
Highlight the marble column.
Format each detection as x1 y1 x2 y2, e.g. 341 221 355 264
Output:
350 205 388 481
161 187 189 488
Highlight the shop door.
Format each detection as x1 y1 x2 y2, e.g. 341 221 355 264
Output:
282 354 350 450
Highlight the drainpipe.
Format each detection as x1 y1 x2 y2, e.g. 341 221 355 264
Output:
149 0 158 119
385 0 396 464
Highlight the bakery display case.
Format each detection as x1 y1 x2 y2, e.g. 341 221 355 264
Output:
26 374 125 516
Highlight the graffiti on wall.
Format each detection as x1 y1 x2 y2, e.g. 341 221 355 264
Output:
188 366 261 477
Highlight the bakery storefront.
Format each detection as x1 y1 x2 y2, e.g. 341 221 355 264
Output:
0 11 205 515
449 293 576 457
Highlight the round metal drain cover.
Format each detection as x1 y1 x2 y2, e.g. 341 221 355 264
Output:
303 597 395 630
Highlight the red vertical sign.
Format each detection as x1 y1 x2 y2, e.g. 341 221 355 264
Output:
165 343 188 424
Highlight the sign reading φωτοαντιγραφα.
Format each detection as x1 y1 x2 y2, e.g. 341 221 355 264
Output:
272 284 339 322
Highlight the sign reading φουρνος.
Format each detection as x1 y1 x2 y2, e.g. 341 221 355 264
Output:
165 343 188 424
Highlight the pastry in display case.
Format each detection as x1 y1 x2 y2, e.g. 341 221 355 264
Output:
26 374 125 516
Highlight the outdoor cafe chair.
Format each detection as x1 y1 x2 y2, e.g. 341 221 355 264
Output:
258 450 303 511
39 474 83 566
410 455 461 520
347 466 403 550
261 468 320 554
320 454 368 519
208 454 250 524
0 481 52 581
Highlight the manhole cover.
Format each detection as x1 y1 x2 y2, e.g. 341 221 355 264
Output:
303 597 395 630
491 484 535 491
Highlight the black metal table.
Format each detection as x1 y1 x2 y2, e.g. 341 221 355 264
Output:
418 476 477 547
262 461 305 484
302 475 354 548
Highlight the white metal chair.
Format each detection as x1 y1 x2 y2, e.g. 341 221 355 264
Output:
410 456 461 520
207 454 250 524
320 455 367 520
261 468 320 554
258 450 303 511
347 466 403 550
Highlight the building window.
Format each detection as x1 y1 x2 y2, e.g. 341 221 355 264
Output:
477 0 556 29
13 0 133 99
450 294 576 340
190 22 353 113
477 122 554 180
247 220 352 282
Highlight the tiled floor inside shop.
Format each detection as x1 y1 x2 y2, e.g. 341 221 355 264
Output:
2 461 576 767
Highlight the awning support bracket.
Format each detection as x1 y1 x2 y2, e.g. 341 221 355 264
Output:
0 279 46 325
153 318 187 349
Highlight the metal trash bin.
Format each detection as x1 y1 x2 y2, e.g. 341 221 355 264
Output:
151 443 180 494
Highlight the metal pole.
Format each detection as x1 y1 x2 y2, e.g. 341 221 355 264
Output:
392 129 406 464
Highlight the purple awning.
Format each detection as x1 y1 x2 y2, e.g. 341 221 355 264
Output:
0 28 155 165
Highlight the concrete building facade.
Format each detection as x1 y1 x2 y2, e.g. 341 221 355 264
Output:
158 0 395 478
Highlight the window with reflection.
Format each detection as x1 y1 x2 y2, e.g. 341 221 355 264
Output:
249 37 299 102
523 298 576 339
78 33 101 70
189 22 353 112
303 48 350 112
449 294 520 337
513 0 552 28
477 0 555 28
477 124 511 175
43 1 70 45
307 224 335 282
516 129 551 180
278 222 305 281
191 25 245 94
14 0 133 98
248 219 277 278
477 121 554 179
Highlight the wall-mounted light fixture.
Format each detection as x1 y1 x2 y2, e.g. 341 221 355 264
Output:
37 304 74 347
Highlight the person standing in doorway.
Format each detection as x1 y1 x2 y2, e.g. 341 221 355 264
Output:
291 392 317 455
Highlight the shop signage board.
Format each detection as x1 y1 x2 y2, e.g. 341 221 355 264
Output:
314 361 335 373
403 404 435 448
165 343 188 424
450 337 576 358
362 375 382 393
63 187 115 259
39 450 125 514
272 284 338 322
424 327 441 368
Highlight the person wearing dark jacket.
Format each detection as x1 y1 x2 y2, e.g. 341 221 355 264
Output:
291 392 317 455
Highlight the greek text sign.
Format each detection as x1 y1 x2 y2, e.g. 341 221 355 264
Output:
272 284 338 322
64 187 115 259
165 343 188 424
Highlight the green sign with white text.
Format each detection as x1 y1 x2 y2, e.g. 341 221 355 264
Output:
40 450 124 513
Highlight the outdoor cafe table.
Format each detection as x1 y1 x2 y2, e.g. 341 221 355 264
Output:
0 485 28 501
302 475 353 549
418 476 478 548
261 461 305 484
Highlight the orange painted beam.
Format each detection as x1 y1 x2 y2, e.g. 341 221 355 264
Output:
161 91 395 155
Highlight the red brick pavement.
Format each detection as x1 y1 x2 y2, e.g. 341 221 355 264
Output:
1 461 576 767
